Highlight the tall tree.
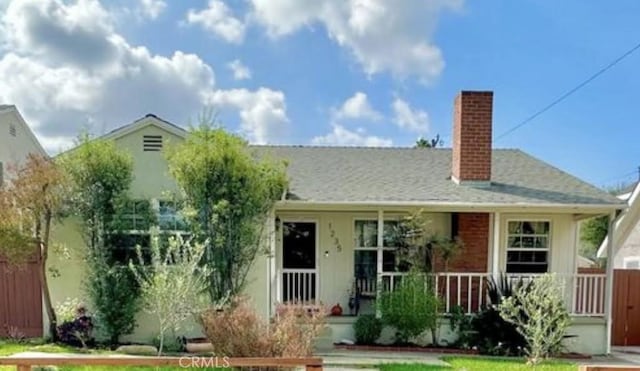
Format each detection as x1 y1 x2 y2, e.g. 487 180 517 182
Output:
60 134 140 344
415 134 443 148
0 154 68 340
166 124 288 302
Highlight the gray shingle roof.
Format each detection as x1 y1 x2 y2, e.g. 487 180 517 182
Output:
252 146 623 206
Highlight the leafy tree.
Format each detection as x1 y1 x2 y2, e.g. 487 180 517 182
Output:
130 231 209 355
0 154 68 340
415 134 443 148
166 123 288 302
580 215 608 260
60 134 141 345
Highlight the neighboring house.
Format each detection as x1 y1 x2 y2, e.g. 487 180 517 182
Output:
44 91 625 354
0 105 49 338
597 182 640 269
0 105 48 185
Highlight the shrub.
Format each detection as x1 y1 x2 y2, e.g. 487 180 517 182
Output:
55 301 94 348
378 272 439 345
199 296 326 358
500 274 571 365
470 275 527 356
448 305 474 349
85 260 140 346
354 314 383 345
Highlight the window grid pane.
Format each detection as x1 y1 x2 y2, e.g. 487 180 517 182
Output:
506 220 550 274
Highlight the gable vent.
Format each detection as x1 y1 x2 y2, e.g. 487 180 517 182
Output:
9 124 16 137
143 135 163 151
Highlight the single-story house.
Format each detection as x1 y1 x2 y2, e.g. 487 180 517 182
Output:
41 91 625 354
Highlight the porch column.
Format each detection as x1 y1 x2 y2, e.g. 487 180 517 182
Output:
492 212 501 278
376 209 384 318
268 209 278 317
605 210 616 354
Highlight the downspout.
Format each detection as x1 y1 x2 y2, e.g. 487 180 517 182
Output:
605 210 617 354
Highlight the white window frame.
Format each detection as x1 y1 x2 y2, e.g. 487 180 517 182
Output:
353 218 402 274
623 256 640 269
505 219 552 273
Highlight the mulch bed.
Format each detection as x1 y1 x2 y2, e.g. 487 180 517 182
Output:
334 344 592 359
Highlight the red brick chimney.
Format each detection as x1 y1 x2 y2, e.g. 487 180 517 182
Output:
451 91 493 185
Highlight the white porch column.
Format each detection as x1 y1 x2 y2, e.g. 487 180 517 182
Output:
268 210 277 317
492 212 501 278
605 210 616 354
376 209 384 318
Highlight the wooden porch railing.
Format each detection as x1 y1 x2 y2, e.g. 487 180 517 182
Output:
0 356 323 370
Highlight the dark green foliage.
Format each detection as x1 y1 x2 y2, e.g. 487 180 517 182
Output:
448 305 474 349
379 272 439 344
580 215 608 260
353 314 383 345
470 275 528 356
86 257 140 345
415 135 443 148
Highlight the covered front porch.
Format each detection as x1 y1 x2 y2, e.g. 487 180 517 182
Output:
267 208 607 318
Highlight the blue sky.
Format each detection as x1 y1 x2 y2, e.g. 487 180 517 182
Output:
1 0 639 189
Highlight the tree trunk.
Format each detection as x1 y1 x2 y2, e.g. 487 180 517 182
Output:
41 212 58 341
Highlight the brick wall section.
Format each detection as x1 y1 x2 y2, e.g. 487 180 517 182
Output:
445 213 490 273
451 91 493 182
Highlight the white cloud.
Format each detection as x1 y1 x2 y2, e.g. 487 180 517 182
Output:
138 0 167 20
227 59 252 80
391 97 429 133
249 0 462 83
186 0 246 44
208 88 288 144
311 124 392 147
0 0 288 153
334 91 381 121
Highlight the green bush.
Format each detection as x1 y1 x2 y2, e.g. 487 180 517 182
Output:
378 272 439 344
500 274 571 365
471 275 528 356
353 314 383 345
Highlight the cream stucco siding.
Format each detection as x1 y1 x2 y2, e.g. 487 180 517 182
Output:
113 124 183 198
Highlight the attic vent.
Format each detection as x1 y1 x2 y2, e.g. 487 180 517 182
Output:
9 124 16 137
143 135 162 151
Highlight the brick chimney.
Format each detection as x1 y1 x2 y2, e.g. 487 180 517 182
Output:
451 91 493 185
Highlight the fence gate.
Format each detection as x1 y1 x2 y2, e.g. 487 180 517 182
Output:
0 257 43 338
612 269 640 346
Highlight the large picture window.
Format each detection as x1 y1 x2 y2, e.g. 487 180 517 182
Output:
506 220 550 273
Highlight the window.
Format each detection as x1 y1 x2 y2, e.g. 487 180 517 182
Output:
119 200 152 231
110 199 189 265
506 221 550 273
353 219 402 277
143 135 162 151
624 257 640 269
158 200 187 231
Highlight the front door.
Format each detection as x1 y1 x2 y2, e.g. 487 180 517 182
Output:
281 221 317 303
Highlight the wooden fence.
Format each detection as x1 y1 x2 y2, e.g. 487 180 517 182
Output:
579 366 640 371
0 356 323 370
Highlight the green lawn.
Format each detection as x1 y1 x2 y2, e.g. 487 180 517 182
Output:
378 356 578 371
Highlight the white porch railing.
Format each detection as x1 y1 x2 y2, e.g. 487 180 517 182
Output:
276 270 606 317
279 269 317 303
379 272 606 317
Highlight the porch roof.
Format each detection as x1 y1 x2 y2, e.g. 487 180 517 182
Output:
253 146 623 209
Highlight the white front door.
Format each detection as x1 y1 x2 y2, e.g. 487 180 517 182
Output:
281 221 318 303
